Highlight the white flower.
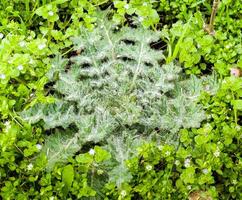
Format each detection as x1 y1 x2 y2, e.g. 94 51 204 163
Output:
207 114 212 119
89 148 95 155
0 33 4 39
187 185 192 190
17 65 24 71
48 11 54 16
165 151 170 156
124 4 129 9
27 163 33 170
146 164 152 171
29 59 34 64
158 145 163 151
202 169 209 174
19 41 26 47
4 121 11 131
38 43 46 50
235 125 241 131
121 190 127 197
36 144 42 150
175 160 180 166
214 148 220 157
93 163 98 167
4 121 10 126
138 16 144 22
0 74 6 79
184 158 191 168
225 44 231 49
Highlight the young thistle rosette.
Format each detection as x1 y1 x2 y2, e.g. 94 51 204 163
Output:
21 15 211 173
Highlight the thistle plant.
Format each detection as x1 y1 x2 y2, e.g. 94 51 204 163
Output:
21 14 213 173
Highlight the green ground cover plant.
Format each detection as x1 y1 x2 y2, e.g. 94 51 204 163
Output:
0 0 241 199
162 12 242 75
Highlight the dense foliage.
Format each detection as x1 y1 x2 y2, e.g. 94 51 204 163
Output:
0 0 241 200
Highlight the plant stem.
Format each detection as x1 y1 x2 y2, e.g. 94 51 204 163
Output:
166 17 192 64
93 0 109 7
48 22 54 44
209 0 220 27
61 46 75 56
25 0 30 13
231 91 238 126
27 0 39 23
204 0 220 35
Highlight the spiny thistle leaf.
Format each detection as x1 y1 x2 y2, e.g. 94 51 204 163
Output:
44 132 80 171
106 132 142 187
20 14 213 173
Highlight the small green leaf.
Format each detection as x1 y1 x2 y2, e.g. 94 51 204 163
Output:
180 129 189 143
62 165 74 196
180 167 195 184
76 153 93 164
232 100 242 110
195 135 209 145
94 146 111 163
